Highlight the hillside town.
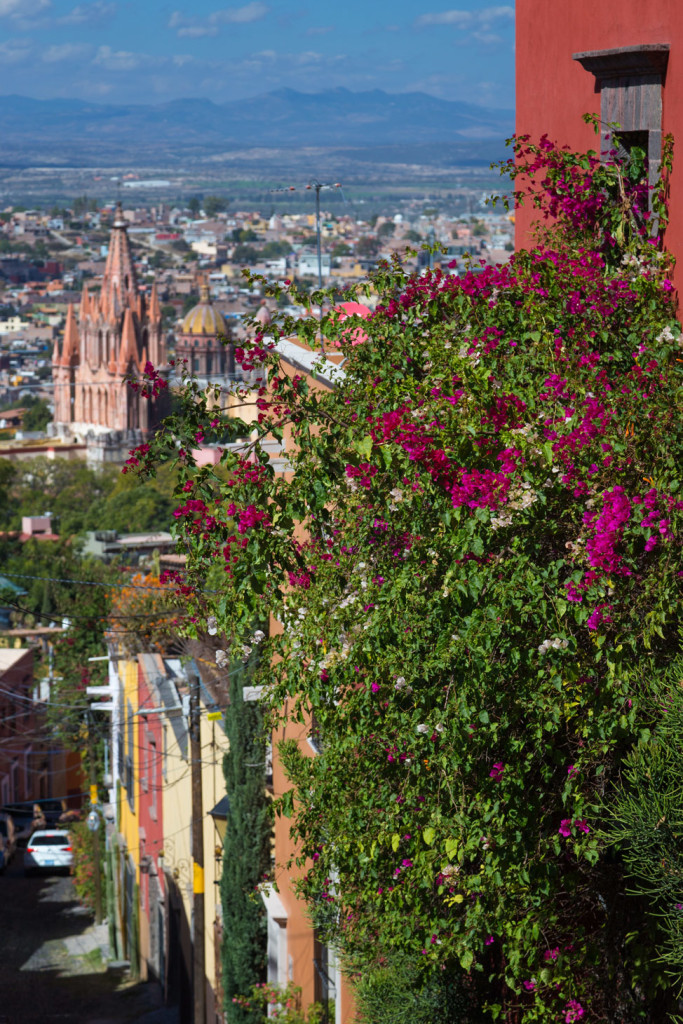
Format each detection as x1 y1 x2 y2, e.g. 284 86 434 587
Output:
0 195 513 435
3 3 683 1024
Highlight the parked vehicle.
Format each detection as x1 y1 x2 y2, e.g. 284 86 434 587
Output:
0 814 16 872
24 830 73 876
0 804 33 848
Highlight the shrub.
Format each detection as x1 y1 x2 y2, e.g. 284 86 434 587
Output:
70 820 104 913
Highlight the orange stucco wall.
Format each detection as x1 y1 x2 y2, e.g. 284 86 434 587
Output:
267 343 356 1020
515 0 683 269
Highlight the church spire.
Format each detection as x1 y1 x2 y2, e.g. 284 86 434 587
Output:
80 283 90 319
59 303 80 368
101 202 138 315
149 280 161 321
118 307 139 372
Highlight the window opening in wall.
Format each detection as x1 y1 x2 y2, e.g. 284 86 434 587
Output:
573 44 669 212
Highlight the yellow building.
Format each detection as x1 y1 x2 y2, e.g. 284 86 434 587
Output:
115 657 142 974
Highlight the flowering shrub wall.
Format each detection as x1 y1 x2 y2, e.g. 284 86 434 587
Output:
143 131 683 1021
70 820 104 914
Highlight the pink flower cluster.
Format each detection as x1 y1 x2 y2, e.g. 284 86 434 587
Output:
558 818 590 838
129 360 167 399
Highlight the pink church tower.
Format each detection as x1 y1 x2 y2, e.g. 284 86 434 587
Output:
51 202 167 461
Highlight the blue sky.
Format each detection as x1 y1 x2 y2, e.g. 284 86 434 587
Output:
0 0 515 107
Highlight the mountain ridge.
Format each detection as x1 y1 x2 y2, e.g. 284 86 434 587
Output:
0 87 513 153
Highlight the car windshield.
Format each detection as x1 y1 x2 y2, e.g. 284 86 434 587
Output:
30 835 69 846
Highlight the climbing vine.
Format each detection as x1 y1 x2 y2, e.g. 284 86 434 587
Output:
140 127 683 1021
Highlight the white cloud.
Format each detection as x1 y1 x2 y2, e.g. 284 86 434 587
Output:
416 5 513 29
306 25 333 37
170 2 268 36
0 37 32 63
43 42 91 61
210 3 268 24
60 1 116 24
177 24 218 37
93 44 142 70
416 9 472 27
0 0 50 16
480 5 514 19
471 31 503 44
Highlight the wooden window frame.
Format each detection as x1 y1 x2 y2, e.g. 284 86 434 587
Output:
573 44 669 194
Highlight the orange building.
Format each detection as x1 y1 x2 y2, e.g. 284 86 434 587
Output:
256 331 356 1024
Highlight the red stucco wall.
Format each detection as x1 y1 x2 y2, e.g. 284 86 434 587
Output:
515 0 683 266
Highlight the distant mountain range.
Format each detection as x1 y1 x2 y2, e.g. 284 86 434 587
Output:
0 88 513 165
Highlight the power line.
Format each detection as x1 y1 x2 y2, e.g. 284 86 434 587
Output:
1 570 186 593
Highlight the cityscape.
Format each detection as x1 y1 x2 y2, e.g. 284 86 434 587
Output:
1 3 683 1024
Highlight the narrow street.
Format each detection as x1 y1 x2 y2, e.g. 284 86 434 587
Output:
0 857 178 1024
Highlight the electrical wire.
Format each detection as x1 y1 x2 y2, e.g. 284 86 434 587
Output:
1 571 184 592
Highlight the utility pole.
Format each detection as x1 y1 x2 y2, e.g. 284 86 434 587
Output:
86 711 103 925
271 180 341 355
189 671 205 1024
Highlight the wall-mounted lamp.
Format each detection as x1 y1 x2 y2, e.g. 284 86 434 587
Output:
208 794 230 849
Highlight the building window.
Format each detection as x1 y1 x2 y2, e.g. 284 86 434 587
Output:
573 45 669 195
23 746 31 798
126 699 135 811
150 739 157 822
141 726 148 793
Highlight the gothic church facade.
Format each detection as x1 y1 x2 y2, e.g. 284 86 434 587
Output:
52 203 167 461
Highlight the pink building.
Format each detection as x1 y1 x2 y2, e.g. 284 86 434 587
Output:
52 202 168 460
137 654 166 986
516 1 683 275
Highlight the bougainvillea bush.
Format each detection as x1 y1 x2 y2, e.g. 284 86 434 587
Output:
70 820 104 914
141 130 683 1021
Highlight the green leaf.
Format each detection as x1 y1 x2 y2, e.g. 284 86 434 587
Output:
391 833 400 853
459 949 474 971
423 826 436 846
445 837 459 860
355 435 373 459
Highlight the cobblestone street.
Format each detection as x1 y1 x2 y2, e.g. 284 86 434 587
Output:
0 857 178 1024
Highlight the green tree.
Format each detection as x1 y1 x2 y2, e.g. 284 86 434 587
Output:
182 292 200 316
204 196 229 217
356 236 378 257
233 245 259 265
21 400 51 433
0 459 16 528
377 221 395 239
188 196 201 217
232 228 258 244
221 667 273 1022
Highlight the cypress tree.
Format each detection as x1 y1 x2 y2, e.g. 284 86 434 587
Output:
221 670 273 1022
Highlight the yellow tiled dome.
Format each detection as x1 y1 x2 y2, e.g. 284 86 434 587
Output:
181 284 228 336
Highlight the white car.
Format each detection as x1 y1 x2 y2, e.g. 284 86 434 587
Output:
24 830 73 875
